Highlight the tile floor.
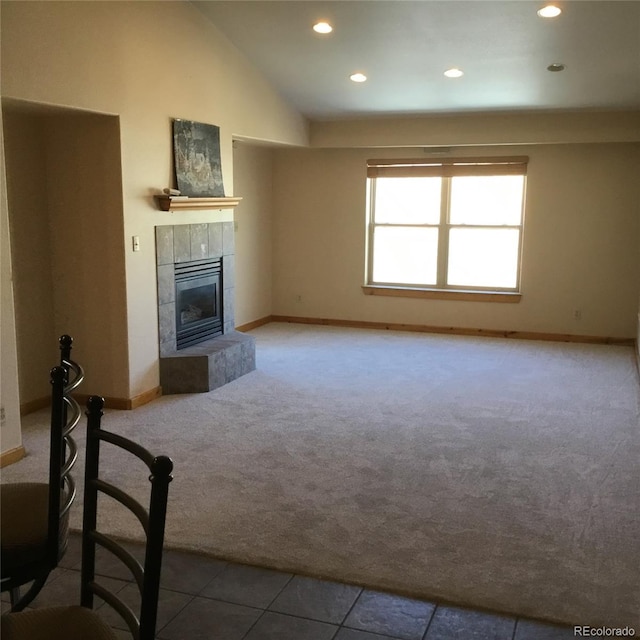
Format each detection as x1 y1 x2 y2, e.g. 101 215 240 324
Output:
2 533 576 639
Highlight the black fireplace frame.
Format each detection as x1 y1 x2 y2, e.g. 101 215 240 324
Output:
174 258 223 349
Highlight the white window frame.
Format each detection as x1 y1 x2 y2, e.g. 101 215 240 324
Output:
365 157 528 294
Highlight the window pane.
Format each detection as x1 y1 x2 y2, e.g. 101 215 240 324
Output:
374 177 441 224
373 227 438 285
450 176 524 225
447 228 520 288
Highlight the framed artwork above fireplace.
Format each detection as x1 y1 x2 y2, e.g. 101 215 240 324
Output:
172 119 225 197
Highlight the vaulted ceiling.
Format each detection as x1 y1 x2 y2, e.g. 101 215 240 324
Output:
194 1 640 120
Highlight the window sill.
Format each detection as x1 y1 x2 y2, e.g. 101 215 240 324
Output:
362 286 521 303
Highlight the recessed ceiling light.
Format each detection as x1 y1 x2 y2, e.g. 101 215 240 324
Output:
444 68 464 78
350 73 367 83
313 21 333 34
537 5 562 18
547 63 566 72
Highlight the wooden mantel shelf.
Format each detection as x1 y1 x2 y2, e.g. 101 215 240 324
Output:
155 195 242 212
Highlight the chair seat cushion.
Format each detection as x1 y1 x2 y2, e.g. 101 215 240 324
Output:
1 483 49 574
1 606 117 640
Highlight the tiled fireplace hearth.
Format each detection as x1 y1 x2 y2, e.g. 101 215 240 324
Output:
155 223 255 394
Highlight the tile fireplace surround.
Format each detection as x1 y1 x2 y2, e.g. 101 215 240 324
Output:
155 223 255 394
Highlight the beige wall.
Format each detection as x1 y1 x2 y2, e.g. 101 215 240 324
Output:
232 142 275 326
311 110 640 148
3 109 55 404
0 107 22 454
1 1 308 398
272 143 640 339
3 106 128 404
44 113 128 400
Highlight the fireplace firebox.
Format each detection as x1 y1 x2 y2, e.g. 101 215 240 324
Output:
175 258 222 349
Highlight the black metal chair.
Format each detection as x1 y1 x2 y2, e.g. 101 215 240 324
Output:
0 335 84 611
1 396 174 640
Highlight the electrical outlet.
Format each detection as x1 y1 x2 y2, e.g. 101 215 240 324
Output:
295 295 303 303
574 309 582 320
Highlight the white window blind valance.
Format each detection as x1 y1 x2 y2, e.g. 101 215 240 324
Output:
367 156 529 178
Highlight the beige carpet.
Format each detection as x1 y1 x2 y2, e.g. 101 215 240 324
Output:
4 323 640 629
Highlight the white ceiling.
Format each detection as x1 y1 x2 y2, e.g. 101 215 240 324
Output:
193 1 640 120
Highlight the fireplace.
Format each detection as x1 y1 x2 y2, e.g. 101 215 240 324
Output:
155 223 256 394
175 259 222 349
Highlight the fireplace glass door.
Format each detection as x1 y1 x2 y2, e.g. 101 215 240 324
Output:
175 259 222 348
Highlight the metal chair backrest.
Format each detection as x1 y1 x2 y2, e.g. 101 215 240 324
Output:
0 335 84 612
80 396 173 640
47 335 84 566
